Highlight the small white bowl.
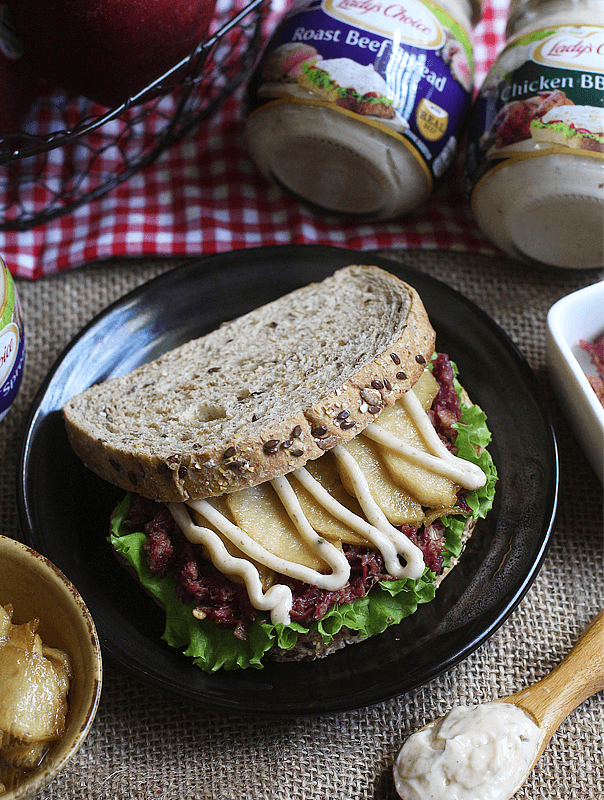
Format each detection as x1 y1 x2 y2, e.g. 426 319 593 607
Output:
0 536 103 799
546 281 604 483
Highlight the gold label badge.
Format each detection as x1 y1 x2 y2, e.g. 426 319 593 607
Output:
416 98 448 141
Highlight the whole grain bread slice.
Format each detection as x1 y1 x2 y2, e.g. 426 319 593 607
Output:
63 265 436 502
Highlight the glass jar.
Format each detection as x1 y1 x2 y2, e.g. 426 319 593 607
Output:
0 257 25 421
464 0 604 269
245 0 481 219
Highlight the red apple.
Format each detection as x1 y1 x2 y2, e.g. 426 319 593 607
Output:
7 0 218 109
0 4 37 134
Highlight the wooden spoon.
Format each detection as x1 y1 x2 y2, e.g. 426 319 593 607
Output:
394 608 604 800
501 608 604 766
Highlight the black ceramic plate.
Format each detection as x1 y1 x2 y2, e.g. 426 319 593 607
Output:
18 245 558 716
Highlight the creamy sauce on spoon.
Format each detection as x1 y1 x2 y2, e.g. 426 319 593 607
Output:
393 702 542 800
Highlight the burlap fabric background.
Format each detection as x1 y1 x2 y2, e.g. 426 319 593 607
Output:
1 249 602 800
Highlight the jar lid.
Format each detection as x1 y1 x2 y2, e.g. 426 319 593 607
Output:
505 0 537 36
506 0 591 33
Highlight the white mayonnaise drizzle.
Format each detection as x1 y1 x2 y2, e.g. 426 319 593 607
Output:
169 502 294 624
270 474 350 589
173 487 350 625
362 389 486 491
170 385 486 624
397 389 486 490
393 702 542 800
330 445 424 579
292 462 424 580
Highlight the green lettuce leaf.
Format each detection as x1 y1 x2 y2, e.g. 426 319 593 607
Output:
108 362 497 673
301 62 394 107
109 507 440 672
450 361 498 522
529 118 604 146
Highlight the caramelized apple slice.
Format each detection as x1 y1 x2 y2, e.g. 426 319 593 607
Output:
191 498 275 591
226 483 328 571
1 737 48 770
374 393 460 509
297 454 371 545
0 619 71 768
0 604 12 640
341 437 425 526
412 369 440 409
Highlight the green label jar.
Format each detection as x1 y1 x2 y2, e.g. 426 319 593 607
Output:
464 0 604 269
0 257 25 421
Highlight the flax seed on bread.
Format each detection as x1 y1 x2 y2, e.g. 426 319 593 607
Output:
63 265 436 503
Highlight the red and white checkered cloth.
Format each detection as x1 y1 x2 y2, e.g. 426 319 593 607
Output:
1 0 509 280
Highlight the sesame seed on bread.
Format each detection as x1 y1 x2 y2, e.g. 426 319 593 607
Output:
62 265 436 502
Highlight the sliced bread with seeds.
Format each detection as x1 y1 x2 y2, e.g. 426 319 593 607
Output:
63 264 436 503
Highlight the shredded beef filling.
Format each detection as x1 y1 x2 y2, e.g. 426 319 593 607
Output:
127 353 468 638
401 521 446 575
429 352 463 444
281 547 390 626
580 332 604 407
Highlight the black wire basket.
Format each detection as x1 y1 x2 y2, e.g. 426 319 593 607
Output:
0 0 268 232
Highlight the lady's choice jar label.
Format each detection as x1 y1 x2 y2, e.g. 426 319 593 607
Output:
465 24 604 196
247 0 475 185
0 257 25 421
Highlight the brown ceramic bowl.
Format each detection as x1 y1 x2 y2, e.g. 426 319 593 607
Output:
0 535 102 799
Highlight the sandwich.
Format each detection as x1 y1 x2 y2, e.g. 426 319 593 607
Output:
297 58 397 120
259 43 323 84
483 90 574 151
255 43 324 100
62 265 497 672
530 104 604 153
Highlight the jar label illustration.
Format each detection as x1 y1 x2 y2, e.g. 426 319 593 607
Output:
247 0 475 183
465 24 604 197
0 257 25 421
